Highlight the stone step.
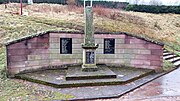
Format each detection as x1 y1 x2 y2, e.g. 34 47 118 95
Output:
66 66 117 80
174 61 180 67
163 52 169 55
163 52 169 54
163 49 180 68
172 58 180 63
167 57 180 63
163 53 174 56
163 55 177 60
163 50 169 53
163 55 176 60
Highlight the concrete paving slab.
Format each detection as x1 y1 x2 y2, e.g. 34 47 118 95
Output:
15 65 154 88
58 72 165 100
93 67 180 101
13 65 178 100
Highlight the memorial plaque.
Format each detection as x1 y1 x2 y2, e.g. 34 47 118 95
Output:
60 38 72 54
86 51 95 64
104 38 115 54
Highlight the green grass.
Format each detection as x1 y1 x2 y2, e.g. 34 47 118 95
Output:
163 60 175 71
0 47 6 79
164 43 180 57
0 14 77 43
0 78 75 101
0 13 79 101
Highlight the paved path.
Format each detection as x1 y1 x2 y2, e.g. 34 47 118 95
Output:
94 67 180 101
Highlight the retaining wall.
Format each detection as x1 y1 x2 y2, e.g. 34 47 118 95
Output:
6 32 163 76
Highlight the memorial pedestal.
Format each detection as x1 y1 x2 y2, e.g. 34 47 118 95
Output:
81 45 98 72
81 6 99 72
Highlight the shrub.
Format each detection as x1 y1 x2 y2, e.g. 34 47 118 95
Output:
163 60 175 71
0 0 5 4
126 4 180 14
67 0 76 5
0 68 7 79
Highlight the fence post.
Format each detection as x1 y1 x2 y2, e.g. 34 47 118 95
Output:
20 0 22 15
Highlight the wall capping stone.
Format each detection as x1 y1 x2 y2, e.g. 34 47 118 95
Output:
5 30 164 46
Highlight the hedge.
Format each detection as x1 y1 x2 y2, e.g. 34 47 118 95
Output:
0 0 6 4
125 4 180 14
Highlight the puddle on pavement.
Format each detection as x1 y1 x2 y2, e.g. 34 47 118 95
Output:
122 68 180 98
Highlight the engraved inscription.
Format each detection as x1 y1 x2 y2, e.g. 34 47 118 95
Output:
60 38 72 54
86 51 95 64
104 39 115 54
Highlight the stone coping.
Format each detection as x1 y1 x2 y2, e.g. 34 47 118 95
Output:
5 30 164 46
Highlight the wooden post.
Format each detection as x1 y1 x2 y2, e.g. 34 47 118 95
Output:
20 0 22 15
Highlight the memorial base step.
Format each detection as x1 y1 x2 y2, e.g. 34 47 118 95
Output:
66 66 117 80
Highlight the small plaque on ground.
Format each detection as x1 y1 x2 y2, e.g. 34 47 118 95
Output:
86 51 95 64
104 38 115 54
60 38 72 54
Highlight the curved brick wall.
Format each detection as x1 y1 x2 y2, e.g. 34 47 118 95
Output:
6 32 163 76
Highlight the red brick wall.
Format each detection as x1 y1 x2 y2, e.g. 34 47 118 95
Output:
95 34 163 71
7 34 49 76
49 33 84 66
6 32 163 76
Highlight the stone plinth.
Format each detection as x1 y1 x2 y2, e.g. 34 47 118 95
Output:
66 65 117 80
82 45 98 72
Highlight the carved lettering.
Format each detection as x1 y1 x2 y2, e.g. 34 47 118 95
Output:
86 51 95 64
104 39 115 54
60 38 72 54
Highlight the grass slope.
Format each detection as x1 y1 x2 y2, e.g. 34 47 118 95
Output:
0 3 179 100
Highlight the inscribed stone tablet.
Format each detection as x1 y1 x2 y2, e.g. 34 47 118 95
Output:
86 51 95 64
104 38 115 54
60 38 72 54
